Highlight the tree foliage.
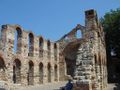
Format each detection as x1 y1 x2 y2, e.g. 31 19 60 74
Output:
100 8 120 58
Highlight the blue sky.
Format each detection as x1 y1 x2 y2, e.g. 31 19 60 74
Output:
0 0 120 41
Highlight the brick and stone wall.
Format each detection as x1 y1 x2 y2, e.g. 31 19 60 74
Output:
0 9 107 90
58 9 107 90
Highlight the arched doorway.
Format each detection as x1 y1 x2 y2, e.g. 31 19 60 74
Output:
39 62 43 84
54 65 58 81
0 57 6 80
47 63 51 82
28 61 34 85
13 59 21 83
63 43 80 78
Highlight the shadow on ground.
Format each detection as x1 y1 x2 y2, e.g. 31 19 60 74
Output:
0 88 5 90
113 83 120 90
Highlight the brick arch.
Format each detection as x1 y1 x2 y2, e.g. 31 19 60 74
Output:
15 27 22 37
39 36 44 57
76 29 83 38
54 43 57 61
54 64 58 81
54 43 57 49
47 40 51 59
47 40 51 50
13 59 21 83
14 25 23 30
28 32 34 56
28 60 34 85
39 36 44 48
39 62 44 84
0 56 7 81
12 55 23 65
0 56 6 70
47 62 51 82
13 26 23 54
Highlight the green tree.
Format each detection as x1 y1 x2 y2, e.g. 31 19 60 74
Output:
101 8 120 58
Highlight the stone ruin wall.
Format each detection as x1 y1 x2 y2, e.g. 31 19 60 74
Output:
0 24 60 87
0 9 108 90
58 9 107 90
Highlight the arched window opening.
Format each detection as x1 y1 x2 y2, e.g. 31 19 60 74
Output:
39 37 44 57
0 57 6 70
94 55 98 76
47 40 51 58
0 57 6 81
39 37 43 49
94 55 97 65
47 63 51 82
47 40 51 50
39 63 43 84
28 33 34 56
76 30 82 38
54 65 58 81
13 28 22 53
54 43 57 61
13 59 21 84
28 61 34 85
99 56 102 74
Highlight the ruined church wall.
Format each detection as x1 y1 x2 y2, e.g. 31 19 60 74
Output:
0 24 60 86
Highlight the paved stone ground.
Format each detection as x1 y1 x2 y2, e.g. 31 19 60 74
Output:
8 82 120 90
106 84 115 90
16 83 120 90
17 82 67 90
106 83 120 90
17 82 120 90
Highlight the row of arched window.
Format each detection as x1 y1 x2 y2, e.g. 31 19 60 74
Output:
13 59 58 85
13 28 57 58
0 57 58 85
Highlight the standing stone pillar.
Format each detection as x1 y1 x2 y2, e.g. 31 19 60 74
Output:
43 65 47 83
21 62 28 86
74 44 93 90
34 64 39 85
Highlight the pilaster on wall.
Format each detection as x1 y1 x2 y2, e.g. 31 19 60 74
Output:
1 25 15 56
1 25 29 57
33 36 39 58
21 31 29 57
56 43 60 81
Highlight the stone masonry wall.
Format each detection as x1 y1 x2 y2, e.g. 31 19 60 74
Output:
0 25 60 89
0 9 107 90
